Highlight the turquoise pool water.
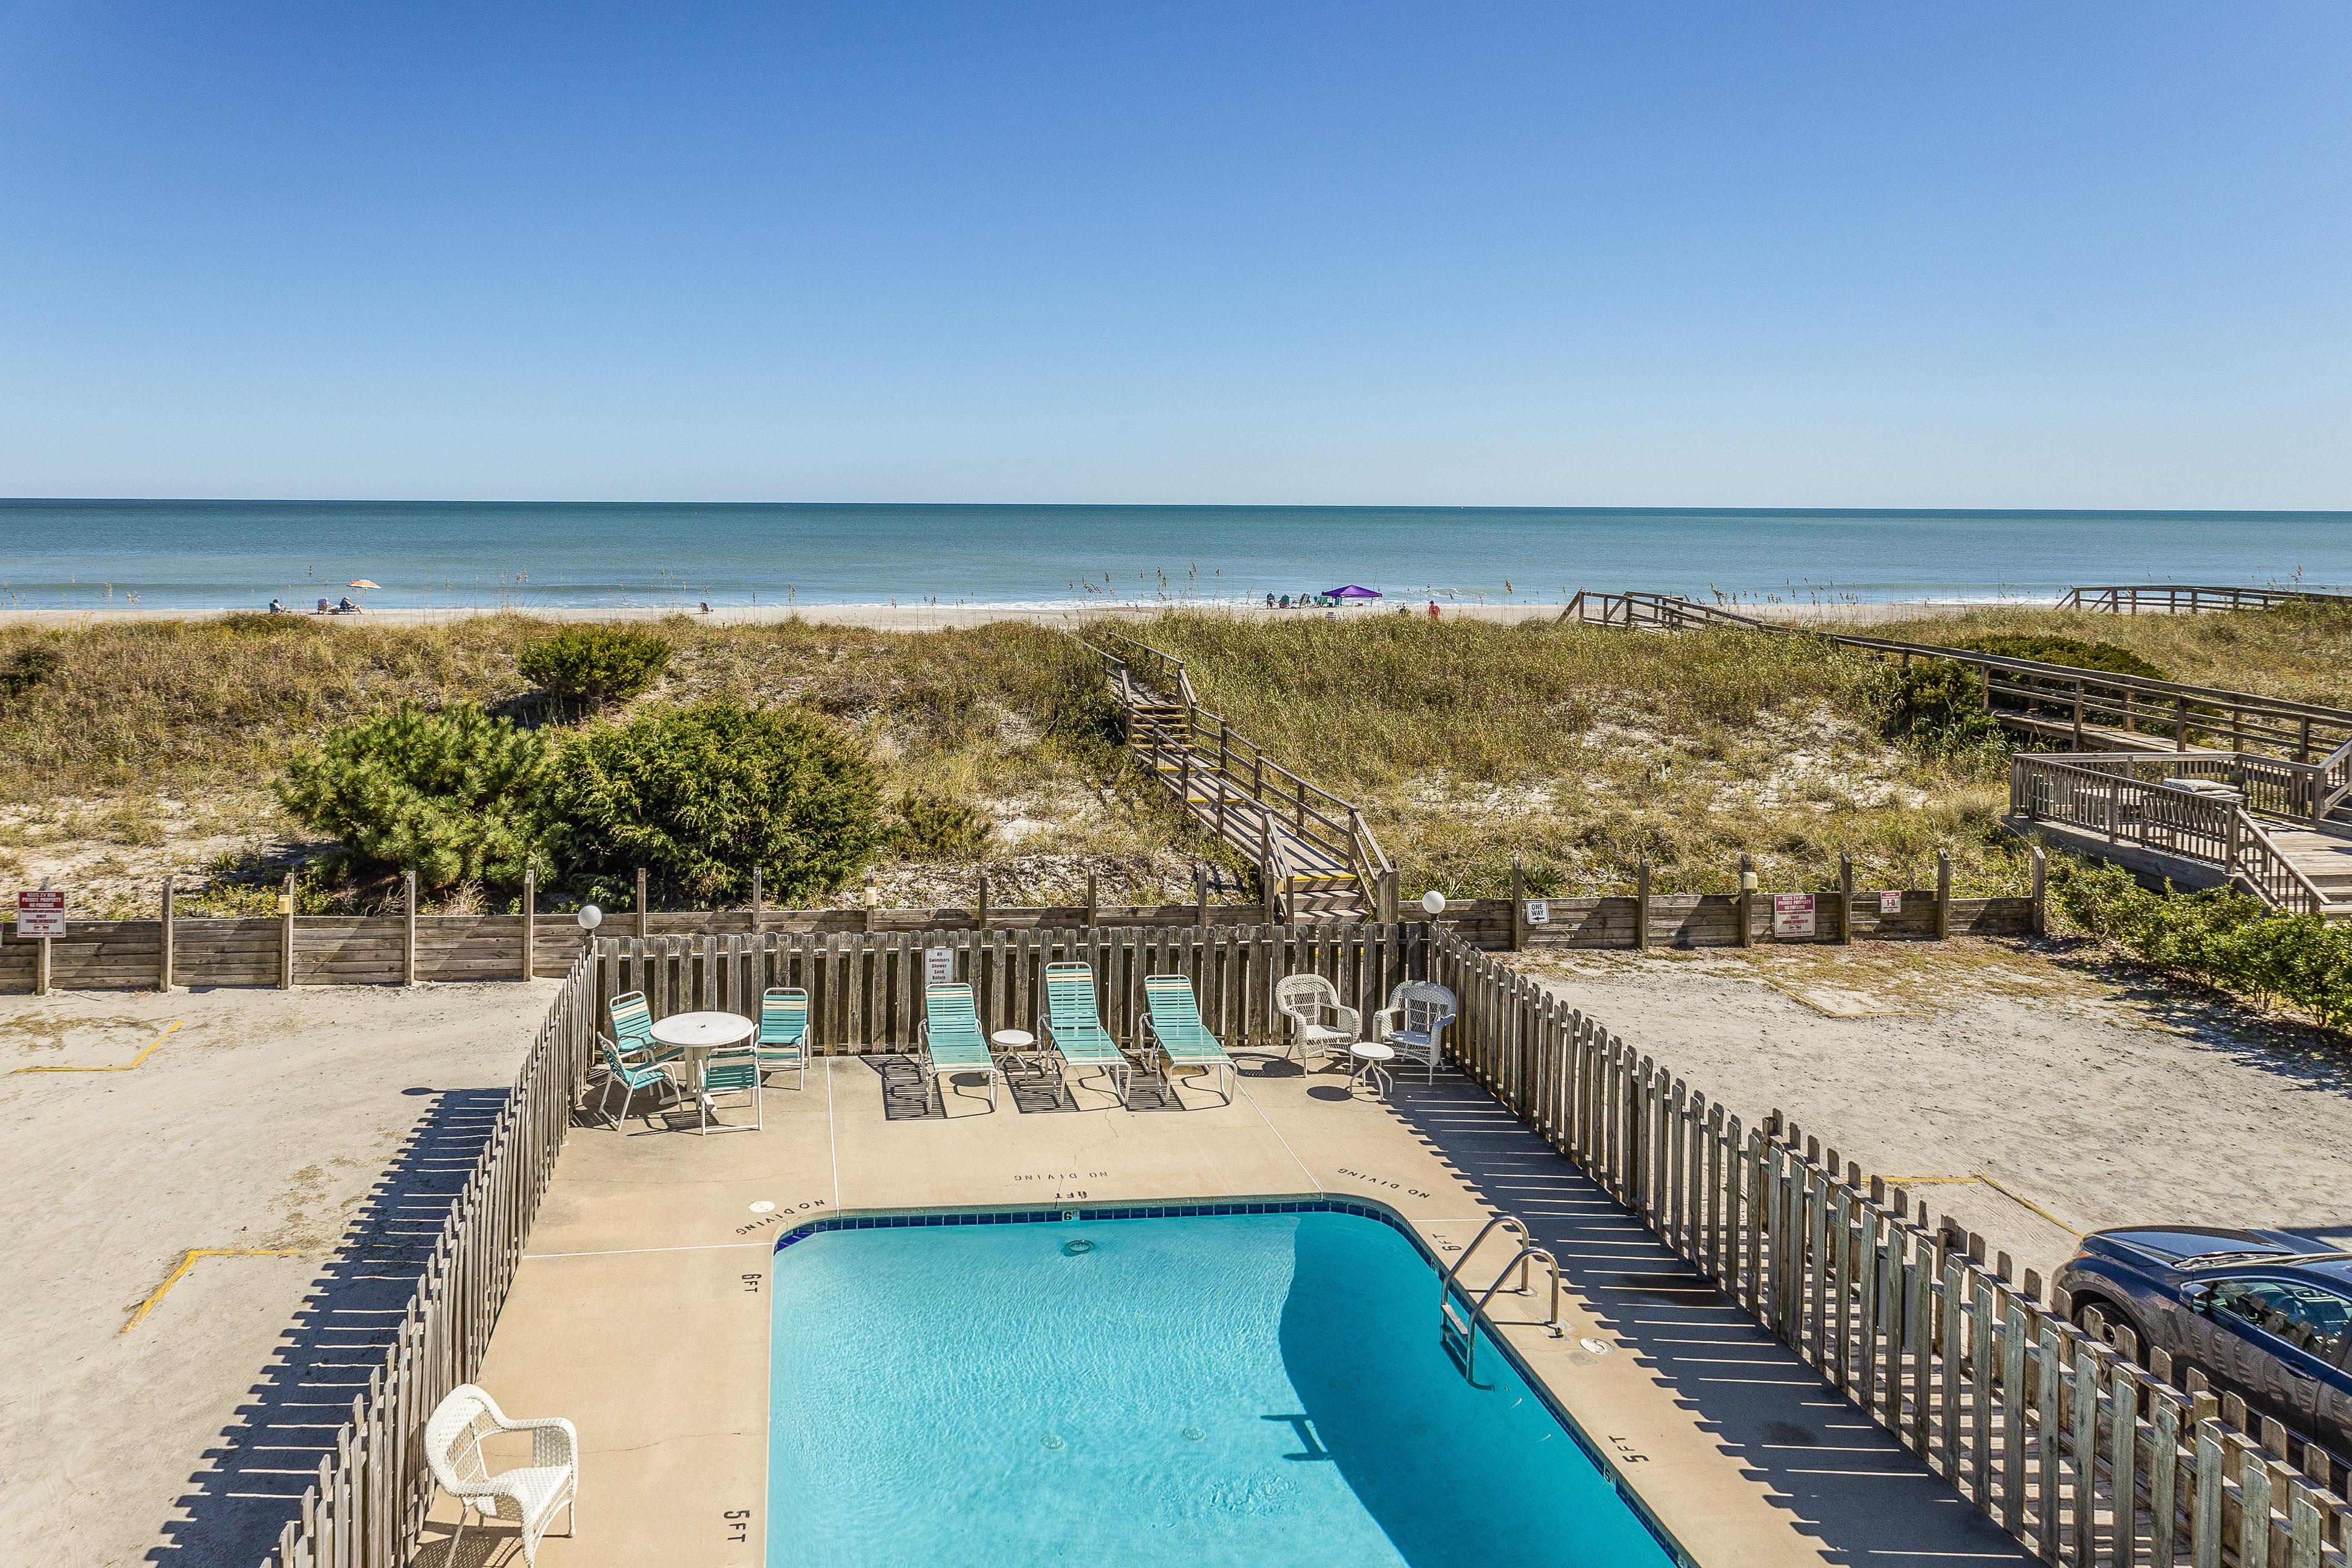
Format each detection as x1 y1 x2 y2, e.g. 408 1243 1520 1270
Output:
766 1207 1682 1566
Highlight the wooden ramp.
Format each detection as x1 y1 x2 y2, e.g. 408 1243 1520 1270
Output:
1128 702 1368 920
1085 636 1394 924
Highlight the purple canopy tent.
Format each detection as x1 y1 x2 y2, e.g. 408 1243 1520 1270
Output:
1323 585 1382 600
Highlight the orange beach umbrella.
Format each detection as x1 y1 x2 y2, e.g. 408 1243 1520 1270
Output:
347 580 380 589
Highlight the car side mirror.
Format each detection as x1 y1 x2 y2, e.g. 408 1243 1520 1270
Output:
2183 1285 2214 1315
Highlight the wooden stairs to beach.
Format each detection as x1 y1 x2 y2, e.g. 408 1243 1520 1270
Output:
1566 589 2352 918
1085 637 1396 924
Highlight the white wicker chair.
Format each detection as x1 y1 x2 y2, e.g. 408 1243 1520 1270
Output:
425 1383 578 1566
1373 981 1456 1083
1274 974 1359 1069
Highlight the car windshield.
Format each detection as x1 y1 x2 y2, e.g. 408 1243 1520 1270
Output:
2178 1250 2352 1272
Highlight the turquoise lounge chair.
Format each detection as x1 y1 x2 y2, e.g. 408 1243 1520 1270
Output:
757 987 810 1089
1039 962 1131 1106
1142 973 1235 1104
596 1032 677 1130
918 982 998 1110
608 990 681 1069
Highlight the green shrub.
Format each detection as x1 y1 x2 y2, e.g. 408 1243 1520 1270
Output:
885 790 995 861
546 700 880 904
277 702 554 889
1956 634 2170 681
2051 856 2352 1032
517 625 672 710
1869 659 2006 756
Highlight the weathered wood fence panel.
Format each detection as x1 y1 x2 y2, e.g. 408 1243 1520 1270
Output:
592 922 1426 1052
0 890 2039 993
1434 927 2351 1568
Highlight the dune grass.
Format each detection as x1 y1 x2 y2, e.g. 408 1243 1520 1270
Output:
1844 599 2352 709
0 614 1187 909
2 602 2335 912
1133 611 2026 899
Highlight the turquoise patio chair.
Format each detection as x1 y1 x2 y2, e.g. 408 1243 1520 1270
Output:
1039 962 1131 1106
757 988 811 1089
608 990 681 1069
596 1031 677 1131
1142 974 1235 1105
696 1042 762 1135
918 982 997 1110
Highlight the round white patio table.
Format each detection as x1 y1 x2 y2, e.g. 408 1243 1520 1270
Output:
1347 1041 1396 1100
650 1011 755 1104
990 1028 1038 1071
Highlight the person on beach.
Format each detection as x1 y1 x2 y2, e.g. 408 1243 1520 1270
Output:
1264 593 1275 609
337 595 358 613
268 598 286 614
1427 600 1440 621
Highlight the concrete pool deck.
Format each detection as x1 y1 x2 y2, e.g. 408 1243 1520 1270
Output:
419 1053 2034 1568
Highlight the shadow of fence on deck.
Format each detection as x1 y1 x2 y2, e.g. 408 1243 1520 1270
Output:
148 1087 511 1568
1384 1070 2037 1567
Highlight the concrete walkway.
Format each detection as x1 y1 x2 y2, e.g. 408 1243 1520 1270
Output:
420 1052 2034 1567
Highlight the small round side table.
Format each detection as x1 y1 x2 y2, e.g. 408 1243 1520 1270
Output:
991 1028 1038 1071
1348 1041 1396 1099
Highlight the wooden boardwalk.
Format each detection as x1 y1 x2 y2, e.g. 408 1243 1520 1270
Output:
1085 635 1394 923
1564 592 2352 918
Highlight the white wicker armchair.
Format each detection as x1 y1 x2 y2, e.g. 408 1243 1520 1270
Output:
425 1383 578 1566
1373 981 1456 1084
1274 973 1359 1068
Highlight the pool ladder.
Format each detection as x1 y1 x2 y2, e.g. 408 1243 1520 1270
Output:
1437 1215 1563 1383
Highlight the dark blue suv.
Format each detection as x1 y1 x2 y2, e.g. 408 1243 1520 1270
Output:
2053 1226 2352 1461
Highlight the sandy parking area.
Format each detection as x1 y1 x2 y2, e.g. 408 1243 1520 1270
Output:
1517 940 2352 1288
0 980 557 1568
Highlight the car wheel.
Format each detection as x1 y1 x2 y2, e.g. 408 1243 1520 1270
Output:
2069 1295 2146 1362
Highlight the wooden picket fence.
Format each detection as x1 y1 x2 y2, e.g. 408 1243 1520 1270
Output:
595 920 1429 1052
1430 926 2351 1567
266 946 598 1568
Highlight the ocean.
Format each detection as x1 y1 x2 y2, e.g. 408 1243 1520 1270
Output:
1 499 2346 612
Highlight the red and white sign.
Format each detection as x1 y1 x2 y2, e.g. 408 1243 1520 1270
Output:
1880 891 1903 915
16 888 65 938
1771 893 1816 940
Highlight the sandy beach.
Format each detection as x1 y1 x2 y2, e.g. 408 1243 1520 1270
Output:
0 596 1976 631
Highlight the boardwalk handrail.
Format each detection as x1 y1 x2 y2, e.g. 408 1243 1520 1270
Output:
2060 583 2352 613
1429 925 2352 1565
1564 590 2352 783
2008 753 2340 916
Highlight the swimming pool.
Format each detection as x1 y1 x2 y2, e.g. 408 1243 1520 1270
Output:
767 1201 1684 1566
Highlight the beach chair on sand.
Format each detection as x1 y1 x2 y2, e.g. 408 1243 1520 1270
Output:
1142 974 1236 1105
918 982 998 1110
757 987 810 1088
1040 963 1132 1106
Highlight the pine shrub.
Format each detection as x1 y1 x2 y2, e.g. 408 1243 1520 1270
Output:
277 702 554 888
546 700 880 905
518 625 672 710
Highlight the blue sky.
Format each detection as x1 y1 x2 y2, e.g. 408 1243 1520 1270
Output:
0 2 2345 507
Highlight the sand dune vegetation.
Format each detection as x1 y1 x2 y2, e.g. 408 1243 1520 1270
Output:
1 603 2340 917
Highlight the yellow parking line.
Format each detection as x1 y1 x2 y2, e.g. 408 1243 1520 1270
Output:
1879 1172 2084 1239
14 1019 183 1073
122 1247 305 1333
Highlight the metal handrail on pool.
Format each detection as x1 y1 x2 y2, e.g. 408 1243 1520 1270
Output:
1442 1246 1566 1383
1435 1214 1532 1307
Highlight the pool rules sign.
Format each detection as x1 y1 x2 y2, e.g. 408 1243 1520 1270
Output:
16 887 65 938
